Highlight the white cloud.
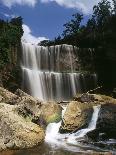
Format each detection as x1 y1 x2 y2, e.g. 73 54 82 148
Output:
22 24 48 44
41 0 112 14
1 0 113 14
3 13 17 18
1 0 37 8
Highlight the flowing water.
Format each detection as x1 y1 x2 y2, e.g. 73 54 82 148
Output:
1 105 113 155
45 106 101 151
22 42 97 101
15 43 116 155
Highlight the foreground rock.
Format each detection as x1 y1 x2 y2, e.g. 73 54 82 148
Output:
40 101 62 125
87 103 116 141
0 87 18 104
60 93 116 136
15 89 62 126
59 101 93 133
0 87 62 151
0 103 45 151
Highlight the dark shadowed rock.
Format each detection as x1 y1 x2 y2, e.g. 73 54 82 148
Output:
87 103 116 142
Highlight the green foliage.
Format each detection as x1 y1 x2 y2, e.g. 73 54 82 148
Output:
0 17 23 69
39 0 116 91
40 0 115 48
62 13 83 37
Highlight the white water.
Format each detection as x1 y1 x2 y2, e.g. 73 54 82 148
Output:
45 106 101 151
22 42 97 101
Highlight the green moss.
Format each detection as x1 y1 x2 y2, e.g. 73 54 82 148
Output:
46 113 62 124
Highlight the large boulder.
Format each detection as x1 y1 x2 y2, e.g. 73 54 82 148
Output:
60 93 116 134
15 89 62 126
40 101 62 125
0 87 62 128
87 103 116 141
0 103 45 151
59 101 93 133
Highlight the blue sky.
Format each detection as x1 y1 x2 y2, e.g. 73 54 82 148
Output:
0 0 112 44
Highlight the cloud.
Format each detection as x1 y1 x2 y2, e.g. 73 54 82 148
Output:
41 0 112 14
22 24 48 44
3 13 17 18
1 0 37 8
1 0 113 14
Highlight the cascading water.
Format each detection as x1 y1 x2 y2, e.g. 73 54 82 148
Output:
22 42 97 101
45 106 101 152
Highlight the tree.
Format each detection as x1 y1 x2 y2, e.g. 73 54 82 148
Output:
0 17 24 68
112 0 116 14
62 13 83 37
93 0 111 28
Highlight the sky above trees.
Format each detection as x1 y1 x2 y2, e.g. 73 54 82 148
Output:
0 0 113 44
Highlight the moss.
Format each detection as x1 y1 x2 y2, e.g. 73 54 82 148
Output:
46 113 62 124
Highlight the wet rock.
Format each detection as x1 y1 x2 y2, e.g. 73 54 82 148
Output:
0 103 45 151
87 103 116 142
60 93 116 135
59 101 93 133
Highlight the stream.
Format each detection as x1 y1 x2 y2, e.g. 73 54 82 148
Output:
1 105 115 155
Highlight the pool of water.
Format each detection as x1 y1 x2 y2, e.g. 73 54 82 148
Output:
0 142 112 155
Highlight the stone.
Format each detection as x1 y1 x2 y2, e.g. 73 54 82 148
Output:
40 101 62 125
0 87 18 104
60 93 116 134
0 103 45 151
59 101 93 133
87 103 116 142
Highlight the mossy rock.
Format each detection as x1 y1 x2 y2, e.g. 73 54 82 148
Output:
40 101 62 125
45 112 62 124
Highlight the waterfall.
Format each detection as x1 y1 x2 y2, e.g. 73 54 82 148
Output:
22 42 97 101
45 106 101 150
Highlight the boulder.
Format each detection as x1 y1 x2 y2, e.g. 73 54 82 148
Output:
15 90 62 126
74 93 116 105
0 103 45 151
0 88 62 128
87 103 116 141
13 89 42 124
40 101 62 125
59 101 93 133
60 93 116 134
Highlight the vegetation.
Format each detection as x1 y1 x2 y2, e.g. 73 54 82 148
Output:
39 0 116 92
39 0 116 49
0 17 23 69
0 17 23 91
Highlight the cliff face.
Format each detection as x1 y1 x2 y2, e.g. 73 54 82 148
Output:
0 44 22 92
94 48 116 93
0 17 23 92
